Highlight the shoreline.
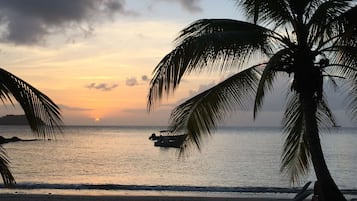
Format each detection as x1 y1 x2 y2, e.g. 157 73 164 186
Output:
0 188 298 198
0 193 294 201
1 185 357 200
1 190 356 201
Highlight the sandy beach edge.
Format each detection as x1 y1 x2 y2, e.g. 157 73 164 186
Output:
0 194 295 201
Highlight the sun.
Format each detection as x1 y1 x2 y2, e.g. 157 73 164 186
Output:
95 117 101 122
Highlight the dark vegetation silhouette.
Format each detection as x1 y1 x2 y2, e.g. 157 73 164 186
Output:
148 1 356 200
0 68 62 186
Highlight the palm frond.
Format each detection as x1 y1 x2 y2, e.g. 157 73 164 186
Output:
281 92 310 184
253 66 275 119
0 68 63 137
281 92 336 183
334 5 357 42
316 95 337 129
254 48 293 118
336 46 357 70
147 19 273 110
176 19 271 45
304 0 325 19
169 67 260 152
308 0 352 44
347 79 357 122
0 146 15 186
321 70 340 91
237 0 293 27
326 46 357 80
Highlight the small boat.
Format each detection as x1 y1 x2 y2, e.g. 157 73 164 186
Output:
149 130 186 148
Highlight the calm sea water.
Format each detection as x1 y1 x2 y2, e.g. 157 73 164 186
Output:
0 125 356 195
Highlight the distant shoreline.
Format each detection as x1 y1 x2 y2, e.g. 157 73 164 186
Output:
0 114 28 125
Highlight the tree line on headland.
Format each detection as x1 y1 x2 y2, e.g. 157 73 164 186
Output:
0 114 28 125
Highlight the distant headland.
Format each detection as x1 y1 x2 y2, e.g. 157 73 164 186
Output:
0 114 40 144
0 114 28 125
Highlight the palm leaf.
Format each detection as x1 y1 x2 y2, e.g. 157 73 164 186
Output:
237 0 293 27
334 4 357 42
317 95 337 129
308 0 352 44
253 65 274 119
325 46 357 80
281 92 310 184
347 79 357 122
148 19 272 110
281 92 336 183
321 70 340 91
336 46 357 69
0 68 63 137
0 146 15 186
254 48 293 118
0 68 63 186
169 67 260 152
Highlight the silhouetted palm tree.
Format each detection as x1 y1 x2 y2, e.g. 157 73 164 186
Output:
0 68 62 186
148 1 356 200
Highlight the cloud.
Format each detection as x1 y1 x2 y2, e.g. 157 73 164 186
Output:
155 0 202 13
0 0 137 45
141 75 149 82
175 0 202 13
59 104 92 111
126 77 138 86
86 82 118 91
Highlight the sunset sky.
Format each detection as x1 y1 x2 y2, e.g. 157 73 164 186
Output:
0 0 353 126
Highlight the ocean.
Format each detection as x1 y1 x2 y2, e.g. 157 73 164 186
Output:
0 125 356 197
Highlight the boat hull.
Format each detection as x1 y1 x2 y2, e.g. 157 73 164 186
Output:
150 134 186 148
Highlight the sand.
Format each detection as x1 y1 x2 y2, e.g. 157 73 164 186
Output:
0 194 294 201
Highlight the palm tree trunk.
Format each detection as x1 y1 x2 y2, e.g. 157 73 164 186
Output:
301 94 346 201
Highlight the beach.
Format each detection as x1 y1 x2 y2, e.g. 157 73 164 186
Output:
0 194 294 201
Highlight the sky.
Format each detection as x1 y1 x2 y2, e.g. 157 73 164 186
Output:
0 0 354 127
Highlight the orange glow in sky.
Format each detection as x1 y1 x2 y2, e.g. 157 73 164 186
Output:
0 1 242 126
2 1 349 127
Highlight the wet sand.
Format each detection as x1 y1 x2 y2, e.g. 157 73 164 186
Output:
0 194 294 201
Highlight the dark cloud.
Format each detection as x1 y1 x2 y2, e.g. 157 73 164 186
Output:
0 0 137 45
59 104 92 111
141 75 149 82
126 77 138 86
176 0 202 13
159 0 202 13
86 82 118 91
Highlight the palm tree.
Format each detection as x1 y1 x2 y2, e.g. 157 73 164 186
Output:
148 1 356 200
0 68 63 186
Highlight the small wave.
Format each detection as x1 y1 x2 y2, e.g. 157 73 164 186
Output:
0 183 356 195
